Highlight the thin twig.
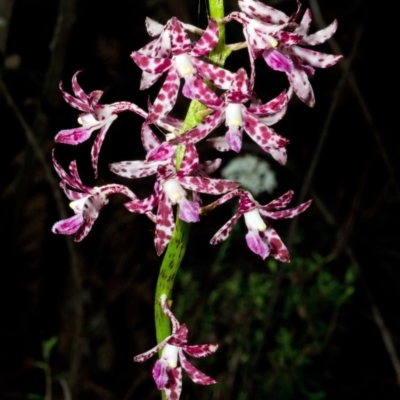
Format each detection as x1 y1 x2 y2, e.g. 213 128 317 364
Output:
59 378 72 400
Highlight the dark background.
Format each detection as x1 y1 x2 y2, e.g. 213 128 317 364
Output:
1 0 399 399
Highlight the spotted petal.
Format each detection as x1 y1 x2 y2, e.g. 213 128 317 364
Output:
147 67 180 124
110 160 163 179
190 19 219 57
178 350 217 385
55 126 97 145
260 199 312 219
155 194 175 255
243 110 289 149
130 52 172 75
210 213 242 244
301 18 338 46
238 0 290 24
178 176 239 195
192 58 236 90
260 226 290 262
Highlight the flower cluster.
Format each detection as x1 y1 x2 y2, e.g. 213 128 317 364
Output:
51 0 340 397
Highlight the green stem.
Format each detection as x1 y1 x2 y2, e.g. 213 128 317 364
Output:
154 4 227 398
154 100 207 346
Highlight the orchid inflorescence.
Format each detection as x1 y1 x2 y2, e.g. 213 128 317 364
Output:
51 0 340 397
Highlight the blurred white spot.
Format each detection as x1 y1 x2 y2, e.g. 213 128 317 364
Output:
221 154 277 195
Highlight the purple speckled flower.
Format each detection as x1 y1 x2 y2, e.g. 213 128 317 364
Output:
203 189 311 261
110 143 239 255
55 71 148 177
51 150 138 241
225 0 342 106
134 294 218 400
166 68 290 164
131 17 236 123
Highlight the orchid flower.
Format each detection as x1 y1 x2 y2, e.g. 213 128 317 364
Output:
166 68 290 164
131 17 236 123
111 142 239 255
55 71 149 177
133 294 218 400
226 0 342 106
202 189 311 261
51 151 139 241
262 8 342 106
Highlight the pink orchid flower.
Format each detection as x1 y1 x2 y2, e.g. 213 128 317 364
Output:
134 294 218 400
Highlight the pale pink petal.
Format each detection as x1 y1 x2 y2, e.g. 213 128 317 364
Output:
145 17 164 37
245 229 270 259
287 65 315 107
52 214 83 236
226 127 243 153
263 48 293 73
301 19 338 46
140 71 163 90
295 8 312 35
290 46 342 69
206 136 231 152
266 145 287 165
55 126 96 145
182 75 197 99
141 123 161 153
179 199 200 223
153 360 169 389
